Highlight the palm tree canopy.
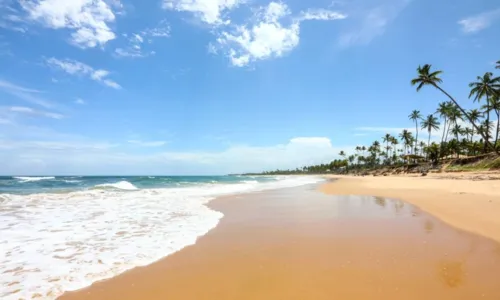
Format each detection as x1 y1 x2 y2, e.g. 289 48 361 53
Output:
411 64 443 92
496 60 500 69
399 130 414 144
447 105 463 124
421 114 440 131
451 124 464 136
468 72 500 102
468 109 483 122
409 110 422 121
489 95 500 111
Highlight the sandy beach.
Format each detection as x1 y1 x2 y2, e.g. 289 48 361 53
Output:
60 176 500 300
321 173 500 243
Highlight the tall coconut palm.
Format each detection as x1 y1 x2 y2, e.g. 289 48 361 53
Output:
489 95 500 148
496 60 500 69
411 64 492 150
339 151 346 159
421 114 440 147
399 129 413 155
409 110 422 154
419 141 426 154
464 128 474 143
443 105 462 144
436 102 452 145
469 72 500 152
451 124 464 142
390 137 399 161
382 133 392 159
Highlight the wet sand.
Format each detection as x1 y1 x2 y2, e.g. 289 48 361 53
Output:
60 185 500 300
321 175 500 243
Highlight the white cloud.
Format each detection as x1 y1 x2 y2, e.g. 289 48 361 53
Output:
162 0 244 25
215 2 345 67
458 9 500 34
128 140 167 147
75 98 86 105
114 47 149 58
142 21 171 38
0 79 55 108
21 0 118 48
298 8 347 21
114 20 170 59
7 106 64 119
338 0 410 48
46 58 121 89
0 136 351 175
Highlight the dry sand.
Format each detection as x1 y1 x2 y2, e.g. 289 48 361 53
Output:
60 182 500 300
321 174 500 243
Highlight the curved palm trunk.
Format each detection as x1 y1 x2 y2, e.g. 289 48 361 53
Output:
432 83 497 153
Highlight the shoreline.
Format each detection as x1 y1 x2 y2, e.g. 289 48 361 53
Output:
59 180 500 300
321 174 500 243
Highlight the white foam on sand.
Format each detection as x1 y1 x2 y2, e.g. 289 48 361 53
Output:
0 176 323 299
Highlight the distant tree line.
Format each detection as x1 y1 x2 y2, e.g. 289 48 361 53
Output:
250 61 500 175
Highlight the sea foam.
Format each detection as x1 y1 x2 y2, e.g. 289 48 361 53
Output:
14 176 55 182
93 181 139 190
0 176 323 299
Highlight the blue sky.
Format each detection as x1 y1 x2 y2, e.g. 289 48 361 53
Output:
0 0 499 175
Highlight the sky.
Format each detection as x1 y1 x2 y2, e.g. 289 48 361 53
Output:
0 0 499 175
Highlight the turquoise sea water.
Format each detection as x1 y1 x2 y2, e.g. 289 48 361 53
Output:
0 174 323 300
0 175 277 195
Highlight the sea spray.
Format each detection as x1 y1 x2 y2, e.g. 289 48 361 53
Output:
0 175 323 299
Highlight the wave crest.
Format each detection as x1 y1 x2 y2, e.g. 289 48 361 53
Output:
93 181 138 191
14 176 55 182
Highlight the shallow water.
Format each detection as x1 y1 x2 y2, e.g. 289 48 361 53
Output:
0 176 324 299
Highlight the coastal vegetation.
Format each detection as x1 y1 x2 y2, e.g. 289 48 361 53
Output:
253 62 500 175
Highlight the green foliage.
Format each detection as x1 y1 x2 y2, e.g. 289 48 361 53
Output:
253 62 500 175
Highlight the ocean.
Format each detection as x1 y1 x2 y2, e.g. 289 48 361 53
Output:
0 175 323 299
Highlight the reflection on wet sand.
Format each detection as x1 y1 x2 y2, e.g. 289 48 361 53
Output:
374 196 386 208
438 260 465 288
425 219 435 234
60 186 500 300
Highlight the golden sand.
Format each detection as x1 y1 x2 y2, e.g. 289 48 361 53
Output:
60 183 500 300
321 174 500 243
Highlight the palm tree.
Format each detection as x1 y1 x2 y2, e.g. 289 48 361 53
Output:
469 108 483 125
436 102 452 145
411 64 492 150
419 141 426 154
399 129 413 155
464 127 474 143
382 134 392 160
409 110 422 154
496 60 500 69
390 137 399 162
443 105 462 144
469 72 500 152
421 114 440 148
339 151 346 159
451 124 464 142
488 95 500 148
